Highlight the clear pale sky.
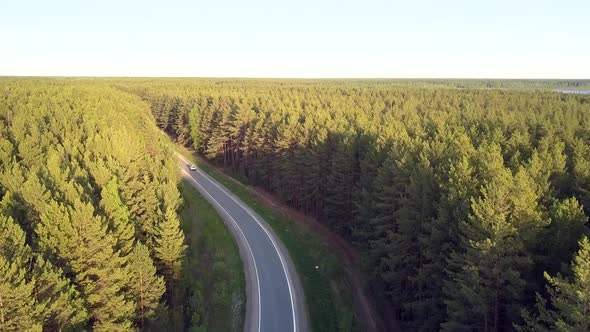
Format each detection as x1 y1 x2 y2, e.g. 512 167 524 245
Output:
1 0 588 78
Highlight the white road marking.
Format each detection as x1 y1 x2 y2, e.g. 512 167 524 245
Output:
181 169 262 332
178 153 297 332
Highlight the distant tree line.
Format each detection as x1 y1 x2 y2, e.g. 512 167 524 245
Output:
0 81 186 331
126 79 590 331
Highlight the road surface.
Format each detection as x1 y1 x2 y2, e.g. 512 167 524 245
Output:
177 154 309 332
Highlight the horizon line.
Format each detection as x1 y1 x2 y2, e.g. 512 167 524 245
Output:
1 75 589 80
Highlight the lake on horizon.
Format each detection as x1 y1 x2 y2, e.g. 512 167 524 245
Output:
555 89 590 94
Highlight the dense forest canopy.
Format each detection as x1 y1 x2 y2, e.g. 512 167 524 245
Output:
118 78 590 331
0 80 186 331
1 77 590 331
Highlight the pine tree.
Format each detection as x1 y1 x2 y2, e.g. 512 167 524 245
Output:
399 147 446 330
172 101 192 145
0 215 38 331
515 293 553 332
324 137 356 234
129 242 165 327
189 104 201 150
154 208 187 304
541 197 589 275
37 200 134 331
101 176 135 256
122 172 160 246
518 236 590 331
547 236 590 331
368 144 413 323
443 165 544 331
1 207 87 330
571 138 590 215
32 256 88 330
0 255 37 331
16 170 51 228
416 152 476 330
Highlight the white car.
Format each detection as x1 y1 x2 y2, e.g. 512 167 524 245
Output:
188 164 197 171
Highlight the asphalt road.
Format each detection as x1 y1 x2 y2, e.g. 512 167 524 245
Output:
177 154 308 332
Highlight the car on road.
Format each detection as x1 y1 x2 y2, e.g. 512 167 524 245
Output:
188 164 197 171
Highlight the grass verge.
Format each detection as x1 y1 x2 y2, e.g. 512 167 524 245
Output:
177 146 356 332
177 179 246 331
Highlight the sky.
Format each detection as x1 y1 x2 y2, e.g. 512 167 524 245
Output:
0 0 588 78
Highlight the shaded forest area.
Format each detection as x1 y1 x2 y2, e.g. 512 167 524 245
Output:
0 81 190 331
124 78 590 331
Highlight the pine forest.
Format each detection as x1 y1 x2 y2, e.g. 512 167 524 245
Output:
2 78 590 331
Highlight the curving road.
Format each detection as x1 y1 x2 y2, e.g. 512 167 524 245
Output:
177 154 309 332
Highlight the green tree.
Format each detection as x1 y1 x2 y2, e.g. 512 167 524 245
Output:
37 201 134 331
542 198 589 275
129 242 165 327
0 213 87 331
0 255 37 331
32 257 88 330
571 138 590 215
443 166 544 331
519 236 590 331
547 236 590 331
0 215 38 331
154 208 187 304
122 173 160 246
101 176 135 256
189 104 201 150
